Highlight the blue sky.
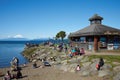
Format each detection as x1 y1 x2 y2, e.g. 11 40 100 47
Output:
0 0 120 39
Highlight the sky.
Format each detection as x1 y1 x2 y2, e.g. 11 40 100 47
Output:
0 0 120 39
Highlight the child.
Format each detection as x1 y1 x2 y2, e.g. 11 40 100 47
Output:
76 65 81 72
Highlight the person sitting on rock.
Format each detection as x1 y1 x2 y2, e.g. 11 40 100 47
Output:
32 62 37 68
3 70 12 80
75 65 81 72
80 48 85 55
68 49 73 58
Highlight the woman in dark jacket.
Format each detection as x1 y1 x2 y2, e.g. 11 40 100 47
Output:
97 58 104 70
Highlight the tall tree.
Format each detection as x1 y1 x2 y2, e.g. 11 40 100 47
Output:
55 32 60 40
59 31 66 41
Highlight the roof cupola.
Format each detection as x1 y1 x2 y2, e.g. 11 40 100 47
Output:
89 14 103 25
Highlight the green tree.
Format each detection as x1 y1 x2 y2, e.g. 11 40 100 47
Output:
58 31 66 41
55 32 60 40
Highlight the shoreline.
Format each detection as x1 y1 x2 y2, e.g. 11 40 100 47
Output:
1 45 120 80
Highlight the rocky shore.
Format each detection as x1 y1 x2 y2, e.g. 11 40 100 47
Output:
1 44 120 80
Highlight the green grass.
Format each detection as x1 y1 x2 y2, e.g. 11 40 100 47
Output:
23 47 38 57
88 55 120 64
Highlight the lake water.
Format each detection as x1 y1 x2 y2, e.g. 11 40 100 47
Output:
0 41 44 68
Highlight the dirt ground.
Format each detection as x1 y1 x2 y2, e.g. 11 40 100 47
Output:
0 60 106 80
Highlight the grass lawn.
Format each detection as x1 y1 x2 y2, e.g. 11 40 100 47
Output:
89 55 120 63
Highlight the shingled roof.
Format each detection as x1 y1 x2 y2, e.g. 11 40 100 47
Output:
69 14 120 37
89 14 103 21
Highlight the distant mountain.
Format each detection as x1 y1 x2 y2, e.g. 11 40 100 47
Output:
0 38 29 41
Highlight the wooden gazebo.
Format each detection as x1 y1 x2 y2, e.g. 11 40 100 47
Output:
68 14 120 51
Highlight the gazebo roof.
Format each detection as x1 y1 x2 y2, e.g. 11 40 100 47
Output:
69 22 120 37
89 14 103 21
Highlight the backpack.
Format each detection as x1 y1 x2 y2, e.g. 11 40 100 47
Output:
96 64 99 69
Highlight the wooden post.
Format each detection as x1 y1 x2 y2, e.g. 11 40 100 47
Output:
94 36 98 51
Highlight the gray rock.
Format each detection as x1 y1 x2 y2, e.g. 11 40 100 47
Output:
54 64 62 69
90 70 98 76
77 56 84 61
60 65 69 72
61 60 68 65
41 49 45 53
102 64 112 70
53 61 61 65
90 62 98 71
113 72 120 80
91 58 99 63
113 66 120 72
81 62 98 76
82 62 91 67
68 63 78 72
46 52 51 55
39 54 47 59
60 54 67 58
81 56 89 62
32 59 37 62
35 51 40 55
113 62 120 65
80 66 89 72
68 58 78 63
56 57 62 62
49 61 55 65
81 70 90 76
98 70 113 77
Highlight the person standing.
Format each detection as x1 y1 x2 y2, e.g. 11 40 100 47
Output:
14 57 19 67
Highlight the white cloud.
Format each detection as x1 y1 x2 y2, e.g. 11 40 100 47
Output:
13 34 24 38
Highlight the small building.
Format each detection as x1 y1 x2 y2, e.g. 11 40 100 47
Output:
68 14 120 51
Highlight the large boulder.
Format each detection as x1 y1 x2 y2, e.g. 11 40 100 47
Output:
90 61 98 71
81 70 90 77
39 54 47 59
82 62 91 67
113 66 120 72
113 72 120 80
54 64 62 69
32 59 37 62
91 58 99 63
68 63 78 72
81 56 89 62
68 58 78 63
46 52 51 55
61 60 68 65
112 62 120 65
78 65 91 76
98 70 113 77
102 64 112 70
41 49 45 53
60 65 69 72
76 56 84 62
